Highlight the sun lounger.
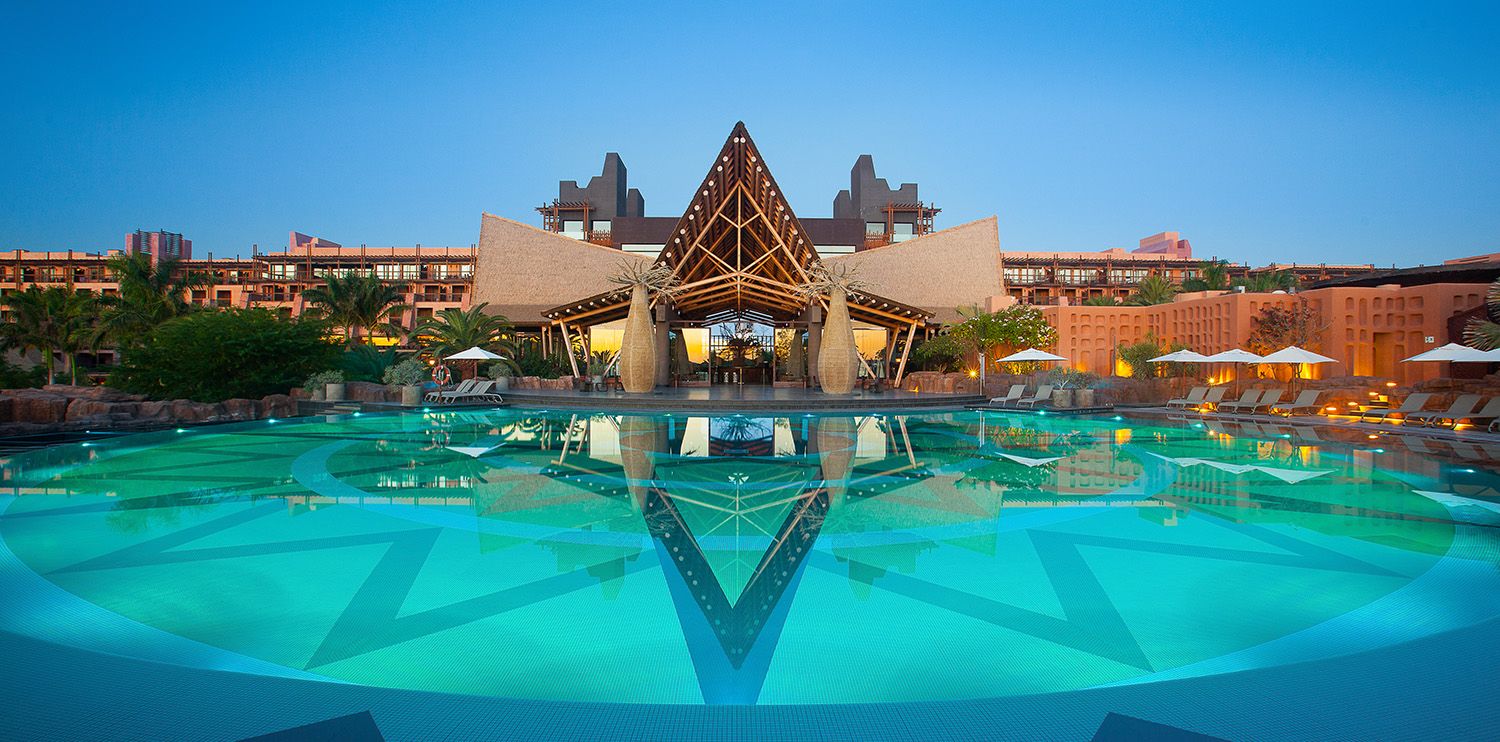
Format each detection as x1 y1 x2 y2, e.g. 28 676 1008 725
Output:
1444 397 1500 430
1247 389 1285 414
1357 392 1433 424
1196 386 1230 411
1167 387 1207 409
1015 384 1055 409
425 378 477 403
1405 394 1482 427
436 380 496 404
1270 390 1322 416
1214 389 1264 415
990 384 1026 406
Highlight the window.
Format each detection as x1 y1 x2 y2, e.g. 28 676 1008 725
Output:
1108 269 1149 284
592 220 611 234
891 223 916 242
1004 267 1048 285
1057 268 1095 285
265 264 296 280
562 220 585 239
865 222 886 235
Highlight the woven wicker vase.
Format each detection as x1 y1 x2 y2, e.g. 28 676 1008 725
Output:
817 289 857 394
619 285 656 393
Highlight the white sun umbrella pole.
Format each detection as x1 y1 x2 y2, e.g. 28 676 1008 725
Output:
1147 349 1211 394
1260 346 1337 394
1203 348 1264 394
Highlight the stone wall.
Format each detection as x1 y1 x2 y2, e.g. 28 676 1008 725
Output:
0 385 298 435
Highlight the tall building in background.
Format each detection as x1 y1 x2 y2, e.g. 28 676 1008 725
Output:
124 230 192 264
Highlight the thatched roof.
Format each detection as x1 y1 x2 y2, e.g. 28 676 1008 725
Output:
470 213 652 324
826 216 1004 324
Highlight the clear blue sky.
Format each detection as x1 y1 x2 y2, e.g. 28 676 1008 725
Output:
2 1 1496 266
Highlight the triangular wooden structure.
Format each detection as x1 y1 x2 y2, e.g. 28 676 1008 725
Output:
542 123 931 331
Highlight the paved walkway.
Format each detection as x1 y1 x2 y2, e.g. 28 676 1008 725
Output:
500 385 984 412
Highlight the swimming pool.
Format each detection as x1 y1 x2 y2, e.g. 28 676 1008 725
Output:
2 409 1499 710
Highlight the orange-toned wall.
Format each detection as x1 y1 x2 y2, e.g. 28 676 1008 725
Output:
1042 283 1490 384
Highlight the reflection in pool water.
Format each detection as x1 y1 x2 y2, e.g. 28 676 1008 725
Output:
2 409 1498 705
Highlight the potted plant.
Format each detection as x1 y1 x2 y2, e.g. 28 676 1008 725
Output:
383 359 428 406
306 370 344 402
1073 371 1102 407
1046 367 1092 408
302 373 328 401
587 359 607 391
487 362 514 391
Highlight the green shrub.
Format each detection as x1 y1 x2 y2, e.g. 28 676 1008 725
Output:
341 345 399 382
0 358 46 389
303 370 345 392
111 309 339 402
486 362 514 379
383 359 428 386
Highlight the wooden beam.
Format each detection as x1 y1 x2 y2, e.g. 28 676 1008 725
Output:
895 321 916 387
558 321 581 377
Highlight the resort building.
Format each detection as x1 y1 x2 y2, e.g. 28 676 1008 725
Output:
1045 254 1500 385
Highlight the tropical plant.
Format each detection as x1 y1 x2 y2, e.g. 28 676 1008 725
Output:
93 253 209 348
1124 275 1180 306
1464 279 1500 350
796 261 867 394
0 357 46 389
1047 366 1099 389
340 344 399 382
514 347 569 378
111 308 339 402
383 359 428 387
1235 270 1298 293
1181 260 1231 293
411 303 519 371
301 272 409 344
1081 296 1121 306
0 286 97 384
486 361 514 380
938 304 1058 373
1246 299 1328 354
303 370 345 393
607 261 682 393
1116 333 1169 379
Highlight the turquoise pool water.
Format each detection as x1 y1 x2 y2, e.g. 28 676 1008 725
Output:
2 409 1499 706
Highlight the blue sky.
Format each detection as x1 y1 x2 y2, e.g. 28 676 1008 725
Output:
1 1 1496 266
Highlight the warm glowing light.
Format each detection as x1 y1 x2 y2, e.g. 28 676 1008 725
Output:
967 369 978 378
1385 381 1397 387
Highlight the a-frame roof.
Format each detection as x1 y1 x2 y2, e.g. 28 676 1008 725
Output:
544 123 930 330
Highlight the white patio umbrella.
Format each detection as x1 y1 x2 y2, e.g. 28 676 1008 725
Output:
1146 349 1211 394
445 346 507 381
1401 343 1494 363
997 348 1068 363
995 348 1068 385
1260 345 1338 393
1204 348 1263 393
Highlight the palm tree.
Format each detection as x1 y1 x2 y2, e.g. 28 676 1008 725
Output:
1081 295 1120 306
411 303 518 369
1 286 97 384
93 253 210 348
1236 270 1298 293
1124 275 1180 306
1465 279 1500 350
1182 260 1231 292
301 273 409 344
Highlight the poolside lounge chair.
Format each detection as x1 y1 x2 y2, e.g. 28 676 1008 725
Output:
1269 390 1322 417
1214 389 1264 415
1357 392 1433 424
1196 386 1230 411
1442 397 1500 430
436 380 497 404
1246 389 1285 414
989 384 1026 406
1166 387 1207 409
425 378 477 403
1015 385 1055 409
1405 394 1482 427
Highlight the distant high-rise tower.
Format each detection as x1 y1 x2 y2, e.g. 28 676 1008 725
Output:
125 230 192 264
